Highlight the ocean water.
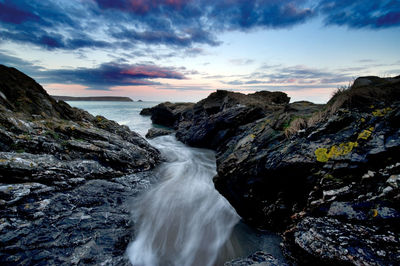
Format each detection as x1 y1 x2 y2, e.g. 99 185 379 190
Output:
68 101 159 137
68 101 285 266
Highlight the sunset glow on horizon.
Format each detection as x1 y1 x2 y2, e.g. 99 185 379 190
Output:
1 0 399 103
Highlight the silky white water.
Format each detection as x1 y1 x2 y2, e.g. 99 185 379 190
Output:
127 135 240 266
68 101 285 266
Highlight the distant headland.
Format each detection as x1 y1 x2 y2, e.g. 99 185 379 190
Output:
52 95 133 102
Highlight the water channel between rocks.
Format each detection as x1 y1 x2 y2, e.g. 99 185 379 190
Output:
68 101 285 266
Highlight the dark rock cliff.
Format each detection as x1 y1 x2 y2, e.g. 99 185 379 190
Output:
0 65 160 265
143 75 400 265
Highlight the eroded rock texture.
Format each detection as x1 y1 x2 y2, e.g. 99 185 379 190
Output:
0 65 161 264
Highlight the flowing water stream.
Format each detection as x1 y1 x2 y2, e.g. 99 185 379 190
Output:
68 101 285 266
127 135 240 266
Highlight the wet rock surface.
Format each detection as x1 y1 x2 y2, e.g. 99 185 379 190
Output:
144 75 400 265
145 127 174 139
0 65 161 264
224 251 284 266
283 217 400 265
140 101 194 127
0 172 157 265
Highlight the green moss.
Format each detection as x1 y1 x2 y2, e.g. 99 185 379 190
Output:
61 140 69 146
323 174 335 179
46 130 60 140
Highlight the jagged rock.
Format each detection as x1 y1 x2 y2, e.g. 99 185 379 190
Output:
0 65 160 182
224 251 283 266
145 127 174 139
283 217 400 265
0 171 156 265
0 65 161 264
140 102 194 127
142 76 400 265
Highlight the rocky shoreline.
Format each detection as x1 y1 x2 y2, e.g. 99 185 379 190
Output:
1 63 399 265
142 76 400 265
0 65 160 264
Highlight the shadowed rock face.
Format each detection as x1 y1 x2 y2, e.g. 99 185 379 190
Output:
140 101 195 127
143 75 400 265
0 65 160 181
0 65 78 120
0 65 161 264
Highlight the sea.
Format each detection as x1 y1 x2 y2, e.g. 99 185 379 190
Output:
68 101 285 266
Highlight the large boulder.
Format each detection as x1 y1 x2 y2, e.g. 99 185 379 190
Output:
0 65 160 184
140 102 194 128
145 127 174 139
215 77 400 264
172 90 292 150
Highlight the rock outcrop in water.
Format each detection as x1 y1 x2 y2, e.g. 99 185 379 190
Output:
0 65 160 264
140 101 195 128
143 75 400 265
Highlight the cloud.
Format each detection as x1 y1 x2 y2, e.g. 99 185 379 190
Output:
157 86 213 91
229 59 255 66
223 79 265 85
0 52 185 90
1 0 398 52
38 62 186 90
318 0 400 28
219 64 355 91
0 1 41 24
0 0 314 51
0 50 44 74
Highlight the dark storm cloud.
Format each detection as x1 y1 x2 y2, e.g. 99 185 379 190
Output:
318 0 400 28
0 0 111 50
1 0 399 52
0 1 41 24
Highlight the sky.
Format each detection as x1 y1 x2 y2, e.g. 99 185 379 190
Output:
0 0 399 103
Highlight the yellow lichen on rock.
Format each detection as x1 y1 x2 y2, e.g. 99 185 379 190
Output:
328 142 358 158
357 127 374 140
315 142 358 162
315 148 329 162
372 107 392 117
